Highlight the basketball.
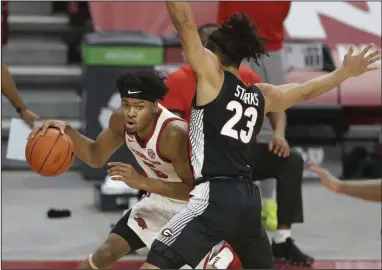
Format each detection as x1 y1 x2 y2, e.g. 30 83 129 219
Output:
25 127 75 177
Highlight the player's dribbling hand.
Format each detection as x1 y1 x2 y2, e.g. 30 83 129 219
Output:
268 134 290 158
28 120 67 139
308 161 342 193
341 43 381 77
107 162 143 190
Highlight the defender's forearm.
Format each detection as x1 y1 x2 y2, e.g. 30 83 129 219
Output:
267 111 286 136
338 179 382 202
65 125 100 168
299 68 349 100
139 177 193 201
275 68 349 112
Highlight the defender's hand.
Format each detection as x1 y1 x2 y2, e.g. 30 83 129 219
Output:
308 161 343 193
342 44 381 77
19 109 39 128
28 120 67 139
268 134 290 158
107 162 143 190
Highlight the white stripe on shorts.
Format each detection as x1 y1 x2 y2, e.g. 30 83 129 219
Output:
156 182 210 246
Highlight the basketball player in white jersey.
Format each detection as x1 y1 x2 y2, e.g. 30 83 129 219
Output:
29 69 238 269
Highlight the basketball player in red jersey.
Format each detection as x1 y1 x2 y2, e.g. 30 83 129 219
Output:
30 69 239 269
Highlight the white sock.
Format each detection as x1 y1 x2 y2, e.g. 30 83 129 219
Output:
274 229 291 243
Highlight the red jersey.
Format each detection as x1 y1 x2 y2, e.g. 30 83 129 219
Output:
162 64 263 123
217 1 291 51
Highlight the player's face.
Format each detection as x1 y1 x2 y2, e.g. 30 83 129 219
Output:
121 98 156 135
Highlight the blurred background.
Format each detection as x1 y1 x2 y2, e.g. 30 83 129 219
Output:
1 1 381 269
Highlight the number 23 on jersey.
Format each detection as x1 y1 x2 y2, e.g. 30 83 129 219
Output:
221 100 258 144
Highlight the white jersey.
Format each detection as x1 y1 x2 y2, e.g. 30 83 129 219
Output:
124 104 187 248
125 104 183 187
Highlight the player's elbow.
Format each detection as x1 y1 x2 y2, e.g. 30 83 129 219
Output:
84 156 105 168
271 83 309 112
88 155 107 168
269 90 286 112
87 161 104 168
87 145 106 168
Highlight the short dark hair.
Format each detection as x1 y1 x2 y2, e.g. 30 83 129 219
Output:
116 69 168 101
205 11 268 68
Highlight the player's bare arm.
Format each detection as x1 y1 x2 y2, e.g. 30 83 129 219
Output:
29 110 125 168
258 44 381 113
309 162 382 202
1 64 40 127
108 120 193 201
165 1 223 105
2 64 26 110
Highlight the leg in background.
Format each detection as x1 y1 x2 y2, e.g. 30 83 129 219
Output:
250 144 314 265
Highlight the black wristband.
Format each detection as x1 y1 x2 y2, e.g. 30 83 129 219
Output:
16 107 26 114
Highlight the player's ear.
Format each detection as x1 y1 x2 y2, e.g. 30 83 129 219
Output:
153 101 159 114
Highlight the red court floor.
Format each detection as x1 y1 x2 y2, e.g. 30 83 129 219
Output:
2 260 381 269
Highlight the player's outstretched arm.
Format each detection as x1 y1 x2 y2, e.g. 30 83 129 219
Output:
309 162 382 202
258 44 381 113
30 110 125 168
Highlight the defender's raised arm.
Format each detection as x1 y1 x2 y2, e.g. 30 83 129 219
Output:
165 1 213 75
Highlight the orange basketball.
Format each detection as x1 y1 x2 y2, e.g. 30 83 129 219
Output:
25 127 75 177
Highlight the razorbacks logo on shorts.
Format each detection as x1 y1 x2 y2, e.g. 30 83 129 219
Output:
162 228 173 237
134 217 148 230
148 149 156 159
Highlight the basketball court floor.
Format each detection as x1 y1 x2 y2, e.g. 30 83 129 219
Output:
1 171 381 269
